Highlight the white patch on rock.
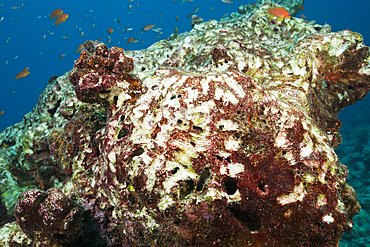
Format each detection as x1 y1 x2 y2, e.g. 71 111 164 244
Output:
224 136 240 151
277 182 306 205
322 214 334 224
220 162 244 177
216 119 239 131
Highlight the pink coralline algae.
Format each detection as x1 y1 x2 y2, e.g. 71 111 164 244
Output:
1 1 370 246
14 188 84 243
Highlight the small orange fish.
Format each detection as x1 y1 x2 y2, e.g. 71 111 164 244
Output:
268 7 290 21
176 15 179 21
142 24 156 31
14 67 30 81
0 111 4 116
50 9 63 21
300 6 304 11
10 91 15 93
127 37 133 44
54 13 68 27
252 3 255 8
300 14 306 19
107 28 114 34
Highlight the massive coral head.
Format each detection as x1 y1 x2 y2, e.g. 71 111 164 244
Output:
14 188 85 243
69 40 141 107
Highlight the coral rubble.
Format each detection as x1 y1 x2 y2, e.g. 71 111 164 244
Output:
1 0 370 246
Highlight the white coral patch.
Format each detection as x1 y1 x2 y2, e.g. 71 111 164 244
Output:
224 136 240 151
316 194 327 208
220 162 244 177
290 60 305 76
214 87 239 105
216 119 239 131
277 182 306 205
300 145 313 158
322 214 334 224
183 87 199 104
223 73 246 98
275 130 290 148
158 195 175 211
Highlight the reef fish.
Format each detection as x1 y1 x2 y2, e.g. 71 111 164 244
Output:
142 24 156 31
14 67 30 81
11 3 23 10
107 28 114 34
50 9 63 21
221 0 233 4
76 43 84 53
268 7 290 21
54 13 68 27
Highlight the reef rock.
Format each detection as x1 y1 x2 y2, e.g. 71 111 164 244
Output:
1 0 369 246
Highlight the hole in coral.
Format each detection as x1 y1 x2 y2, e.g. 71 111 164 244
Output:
225 157 231 163
193 126 203 133
224 178 237 195
190 141 196 146
215 155 223 161
52 232 68 240
113 96 118 105
126 147 144 165
133 147 144 156
47 99 61 117
258 181 267 193
177 119 183 125
196 168 211 192
282 150 287 156
120 115 125 122
179 179 195 199
234 133 240 139
171 167 179 175
170 95 176 100
118 128 130 139
228 206 262 232
141 67 146 71
237 110 241 114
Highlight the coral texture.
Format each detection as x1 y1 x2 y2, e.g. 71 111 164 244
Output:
1 0 369 246
14 188 85 243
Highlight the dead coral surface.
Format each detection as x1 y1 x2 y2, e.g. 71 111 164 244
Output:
1 1 370 246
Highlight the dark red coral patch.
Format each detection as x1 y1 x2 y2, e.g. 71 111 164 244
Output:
69 40 140 106
14 188 85 243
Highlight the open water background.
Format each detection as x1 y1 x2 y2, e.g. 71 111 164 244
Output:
0 0 369 131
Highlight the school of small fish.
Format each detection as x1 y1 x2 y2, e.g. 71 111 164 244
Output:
0 0 305 126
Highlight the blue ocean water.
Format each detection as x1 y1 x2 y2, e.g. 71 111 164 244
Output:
0 0 369 131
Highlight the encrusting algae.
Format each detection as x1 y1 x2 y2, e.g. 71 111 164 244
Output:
0 0 369 246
